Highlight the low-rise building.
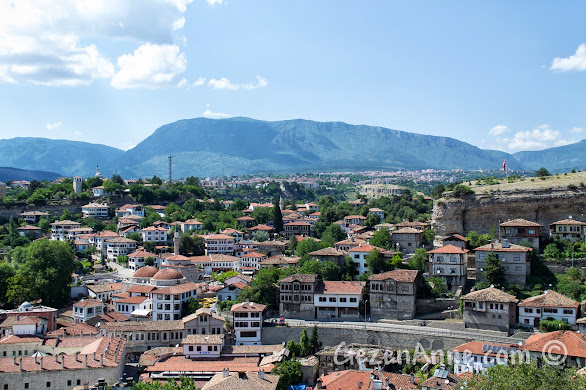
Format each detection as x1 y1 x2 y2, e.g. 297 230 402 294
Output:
308 247 349 269
202 370 279 390
368 269 420 319
391 227 424 254
428 245 469 291
451 341 518 375
518 290 579 327
520 331 586 368
549 217 586 242
231 301 265 345
81 203 109 219
500 218 543 250
182 219 203 232
115 204 144 218
18 211 49 224
348 244 385 276
461 287 518 333
127 250 161 271
239 252 267 271
115 296 152 317
73 299 105 323
16 225 41 238
474 240 532 287
142 226 169 244
87 283 123 302
314 281 364 319
104 237 137 260
217 282 247 302
279 274 319 318
204 234 236 255
182 334 224 359
2 302 58 334
284 222 312 238
50 220 81 241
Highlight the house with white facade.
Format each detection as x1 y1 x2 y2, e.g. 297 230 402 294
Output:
50 220 81 241
204 234 235 255
231 301 265 345
152 276 200 321
142 226 169 244
518 290 579 327
115 296 152 317
181 219 203 232
182 334 224 359
217 282 247 302
369 208 385 220
105 237 137 260
115 204 145 218
240 252 267 271
81 202 109 219
127 250 161 271
73 298 104 323
313 281 364 319
451 341 519 375
91 186 111 197
220 228 244 242
348 243 385 276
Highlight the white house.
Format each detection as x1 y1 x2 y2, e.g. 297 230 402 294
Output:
50 220 81 241
152 281 200 321
518 290 579 327
204 234 235 255
92 186 110 197
81 202 109 219
142 226 169 243
73 298 104 323
231 301 265 345
127 250 161 271
348 243 385 276
239 252 267 271
369 208 385 220
115 204 145 218
451 341 518 375
105 237 137 260
216 282 247 302
115 296 152 317
313 281 364 319
427 245 469 291
182 334 224 359
181 219 203 232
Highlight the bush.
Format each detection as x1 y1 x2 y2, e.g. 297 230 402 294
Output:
539 318 571 332
452 184 474 198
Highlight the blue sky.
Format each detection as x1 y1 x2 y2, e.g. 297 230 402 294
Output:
1 1 585 153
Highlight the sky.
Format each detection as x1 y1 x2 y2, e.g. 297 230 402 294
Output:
0 0 585 153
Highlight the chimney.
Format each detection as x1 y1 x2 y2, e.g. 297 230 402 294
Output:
61 355 65 369
39 356 43 370
18 358 23 372
385 378 390 388
258 369 265 380
84 354 88 367
226 368 229 377
100 354 103 365
12 356 16 365
358 382 363 389
410 373 415 384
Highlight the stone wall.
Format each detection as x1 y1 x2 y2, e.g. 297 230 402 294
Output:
415 298 458 315
432 187 586 236
264 325 471 351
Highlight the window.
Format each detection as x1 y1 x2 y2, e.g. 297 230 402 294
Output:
46 383 51 388
77 380 81 386
197 346 201 351
564 309 574 315
189 346 193 351
350 298 357 303
354 254 359 259
514 255 520 261
25 385 29 389
319 297 326 302
329 297 336 302
4 384 8 390
340 298 347 302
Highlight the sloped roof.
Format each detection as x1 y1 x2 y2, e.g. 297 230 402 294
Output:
519 290 579 308
368 269 419 283
428 245 469 254
461 287 518 303
500 218 542 227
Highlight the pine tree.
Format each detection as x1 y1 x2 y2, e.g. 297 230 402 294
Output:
309 325 321 353
273 197 284 233
483 252 507 288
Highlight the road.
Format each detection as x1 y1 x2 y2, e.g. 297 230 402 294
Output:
107 261 134 280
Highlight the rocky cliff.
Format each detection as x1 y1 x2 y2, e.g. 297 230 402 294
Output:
432 187 586 236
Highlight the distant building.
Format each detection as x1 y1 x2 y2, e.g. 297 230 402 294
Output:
500 218 543 250
549 217 586 242
474 240 532 287
368 270 420 319
427 245 469 291
518 290 579 327
73 176 83 194
461 287 518 333
231 301 265 345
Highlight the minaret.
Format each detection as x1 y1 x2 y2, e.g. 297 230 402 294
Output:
173 230 180 256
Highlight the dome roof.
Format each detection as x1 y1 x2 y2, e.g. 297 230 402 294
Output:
133 266 159 278
152 269 184 280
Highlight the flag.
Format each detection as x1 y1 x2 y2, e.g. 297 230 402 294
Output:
502 158 506 172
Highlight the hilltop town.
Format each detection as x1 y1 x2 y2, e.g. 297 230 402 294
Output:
1 167 586 389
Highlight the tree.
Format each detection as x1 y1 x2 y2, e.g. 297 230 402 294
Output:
144 241 156 252
9 239 75 307
296 238 323 258
179 234 205 256
131 377 198 390
37 218 50 233
273 198 284 233
0 261 15 307
366 249 392 274
462 361 586 390
309 325 321 353
370 228 392 250
252 230 270 242
567 267 582 282
144 256 156 266
288 235 298 252
483 252 507 288
272 358 302 390
117 255 129 265
535 167 550 177
299 329 311 357
151 175 163 185
466 231 492 249
452 184 474 197
342 256 358 280
365 213 381 228
543 243 561 261
320 224 346 246
181 297 202 317
427 276 447 297
216 271 238 284
431 184 446 199
408 248 426 272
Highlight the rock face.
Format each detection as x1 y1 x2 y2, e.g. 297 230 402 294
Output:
432 188 586 236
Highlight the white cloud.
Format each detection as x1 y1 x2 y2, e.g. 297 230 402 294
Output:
551 43 586 72
45 121 62 130
111 44 187 89
202 108 231 118
0 0 192 86
206 0 223 6
488 125 509 136
208 75 268 90
570 127 584 134
497 124 573 151
192 77 206 86
73 131 83 137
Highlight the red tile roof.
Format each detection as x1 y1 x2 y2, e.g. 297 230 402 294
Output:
500 218 543 227
115 296 148 304
521 331 586 358
348 243 384 253
428 244 469 254
155 282 200 295
74 298 103 308
231 301 266 312
519 290 579 308
368 269 419 283
475 242 533 252
315 281 365 295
